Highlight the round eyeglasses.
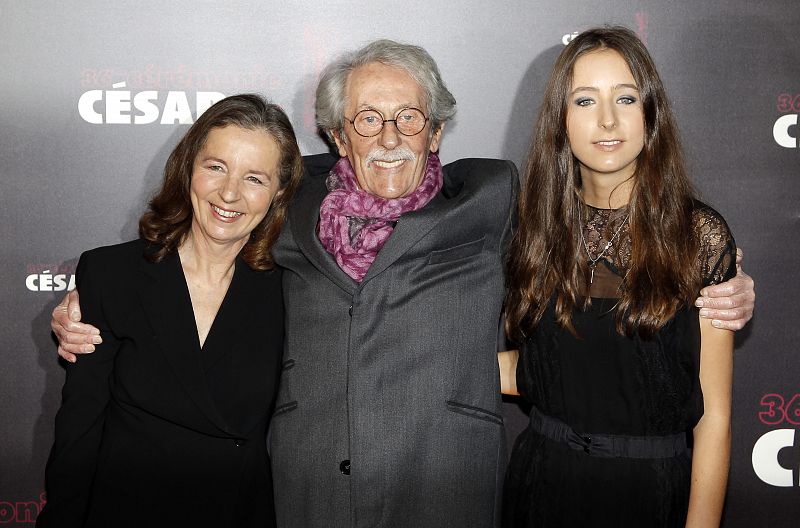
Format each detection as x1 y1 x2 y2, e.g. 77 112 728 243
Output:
345 107 429 137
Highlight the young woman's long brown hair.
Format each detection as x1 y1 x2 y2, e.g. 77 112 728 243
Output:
505 27 699 340
138 94 303 270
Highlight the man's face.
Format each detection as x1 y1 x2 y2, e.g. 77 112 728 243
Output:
333 62 443 199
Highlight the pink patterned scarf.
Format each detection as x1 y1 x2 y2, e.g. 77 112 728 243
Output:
318 153 443 282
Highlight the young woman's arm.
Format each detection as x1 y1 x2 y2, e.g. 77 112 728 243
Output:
685 318 733 528
497 350 519 396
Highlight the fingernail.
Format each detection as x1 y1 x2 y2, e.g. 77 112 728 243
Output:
712 320 722 328
695 299 704 308
699 309 710 318
92 336 102 344
84 344 95 353
69 357 76 364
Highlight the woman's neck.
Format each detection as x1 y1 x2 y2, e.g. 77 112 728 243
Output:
178 229 243 284
580 175 633 209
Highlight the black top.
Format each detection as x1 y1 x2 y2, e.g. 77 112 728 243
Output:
503 202 736 528
38 239 283 528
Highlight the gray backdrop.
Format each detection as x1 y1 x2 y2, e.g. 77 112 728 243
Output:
2 1 798 526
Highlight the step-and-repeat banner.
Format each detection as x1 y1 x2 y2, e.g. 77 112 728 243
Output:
1 1 798 526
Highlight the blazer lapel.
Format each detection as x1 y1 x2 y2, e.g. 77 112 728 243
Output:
289 171 358 294
136 252 231 435
362 164 469 284
200 259 282 436
199 257 246 371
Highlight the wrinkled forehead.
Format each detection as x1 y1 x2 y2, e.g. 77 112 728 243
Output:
344 62 427 114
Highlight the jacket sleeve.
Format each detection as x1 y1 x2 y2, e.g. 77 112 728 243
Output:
38 250 120 527
498 159 520 351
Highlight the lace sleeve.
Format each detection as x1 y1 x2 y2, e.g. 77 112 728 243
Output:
692 202 736 287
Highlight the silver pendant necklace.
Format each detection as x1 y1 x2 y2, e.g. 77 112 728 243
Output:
579 206 629 285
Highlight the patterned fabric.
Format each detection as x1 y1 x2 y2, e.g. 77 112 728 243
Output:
318 154 443 282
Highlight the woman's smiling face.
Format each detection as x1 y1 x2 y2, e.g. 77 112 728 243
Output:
566 48 645 187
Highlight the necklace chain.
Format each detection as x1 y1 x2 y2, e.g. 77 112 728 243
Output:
579 206 629 285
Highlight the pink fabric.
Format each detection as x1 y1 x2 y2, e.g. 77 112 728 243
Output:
318 153 443 282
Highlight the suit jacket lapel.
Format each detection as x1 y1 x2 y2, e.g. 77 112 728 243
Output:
289 170 358 294
362 162 468 284
136 252 231 435
360 191 449 283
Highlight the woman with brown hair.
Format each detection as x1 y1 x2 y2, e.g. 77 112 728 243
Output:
37 94 302 528
502 28 734 527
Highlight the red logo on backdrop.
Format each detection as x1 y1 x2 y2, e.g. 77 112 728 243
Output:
759 393 800 426
634 12 648 45
774 93 799 148
0 492 46 524
753 393 799 487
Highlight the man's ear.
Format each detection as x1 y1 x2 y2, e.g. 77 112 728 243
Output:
429 123 445 153
332 130 349 157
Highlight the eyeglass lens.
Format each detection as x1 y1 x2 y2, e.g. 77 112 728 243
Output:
352 108 427 137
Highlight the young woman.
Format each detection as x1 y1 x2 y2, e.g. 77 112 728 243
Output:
502 27 734 527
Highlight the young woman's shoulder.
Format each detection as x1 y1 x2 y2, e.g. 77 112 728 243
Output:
691 201 736 286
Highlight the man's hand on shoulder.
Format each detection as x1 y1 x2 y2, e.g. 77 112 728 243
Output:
52 290 102 363
695 248 755 331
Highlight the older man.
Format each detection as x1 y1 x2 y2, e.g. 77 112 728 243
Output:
53 40 754 527
268 41 517 528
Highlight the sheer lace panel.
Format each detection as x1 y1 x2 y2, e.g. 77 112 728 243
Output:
692 204 736 286
580 205 630 298
579 202 736 298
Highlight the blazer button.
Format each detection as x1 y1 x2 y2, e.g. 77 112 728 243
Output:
234 439 247 447
348 305 353 316
339 459 350 475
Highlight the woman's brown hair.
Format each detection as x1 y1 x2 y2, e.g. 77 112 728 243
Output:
138 94 303 270
505 26 698 340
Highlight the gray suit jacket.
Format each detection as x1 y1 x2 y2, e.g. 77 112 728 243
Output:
271 154 518 528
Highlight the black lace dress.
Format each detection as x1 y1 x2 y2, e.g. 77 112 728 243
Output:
502 202 735 528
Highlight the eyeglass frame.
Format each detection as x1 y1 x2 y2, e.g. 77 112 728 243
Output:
344 107 430 138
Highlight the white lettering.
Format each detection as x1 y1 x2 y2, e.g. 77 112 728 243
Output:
77 90 103 124
25 271 76 292
562 32 579 46
196 91 226 117
773 114 798 148
25 274 38 291
105 83 132 124
160 91 193 124
52 274 67 291
133 91 159 124
38 271 53 291
78 85 226 125
752 428 795 487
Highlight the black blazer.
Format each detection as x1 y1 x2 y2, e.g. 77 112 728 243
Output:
37 239 283 528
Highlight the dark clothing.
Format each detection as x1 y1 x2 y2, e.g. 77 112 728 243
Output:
503 203 736 527
270 154 518 528
38 239 283 528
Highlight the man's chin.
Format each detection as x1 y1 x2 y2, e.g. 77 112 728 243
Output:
360 174 419 199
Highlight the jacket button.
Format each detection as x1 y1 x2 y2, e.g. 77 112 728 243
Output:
339 459 350 475
234 439 247 447
348 305 353 316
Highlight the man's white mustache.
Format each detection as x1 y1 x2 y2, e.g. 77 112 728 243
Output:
365 147 416 165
